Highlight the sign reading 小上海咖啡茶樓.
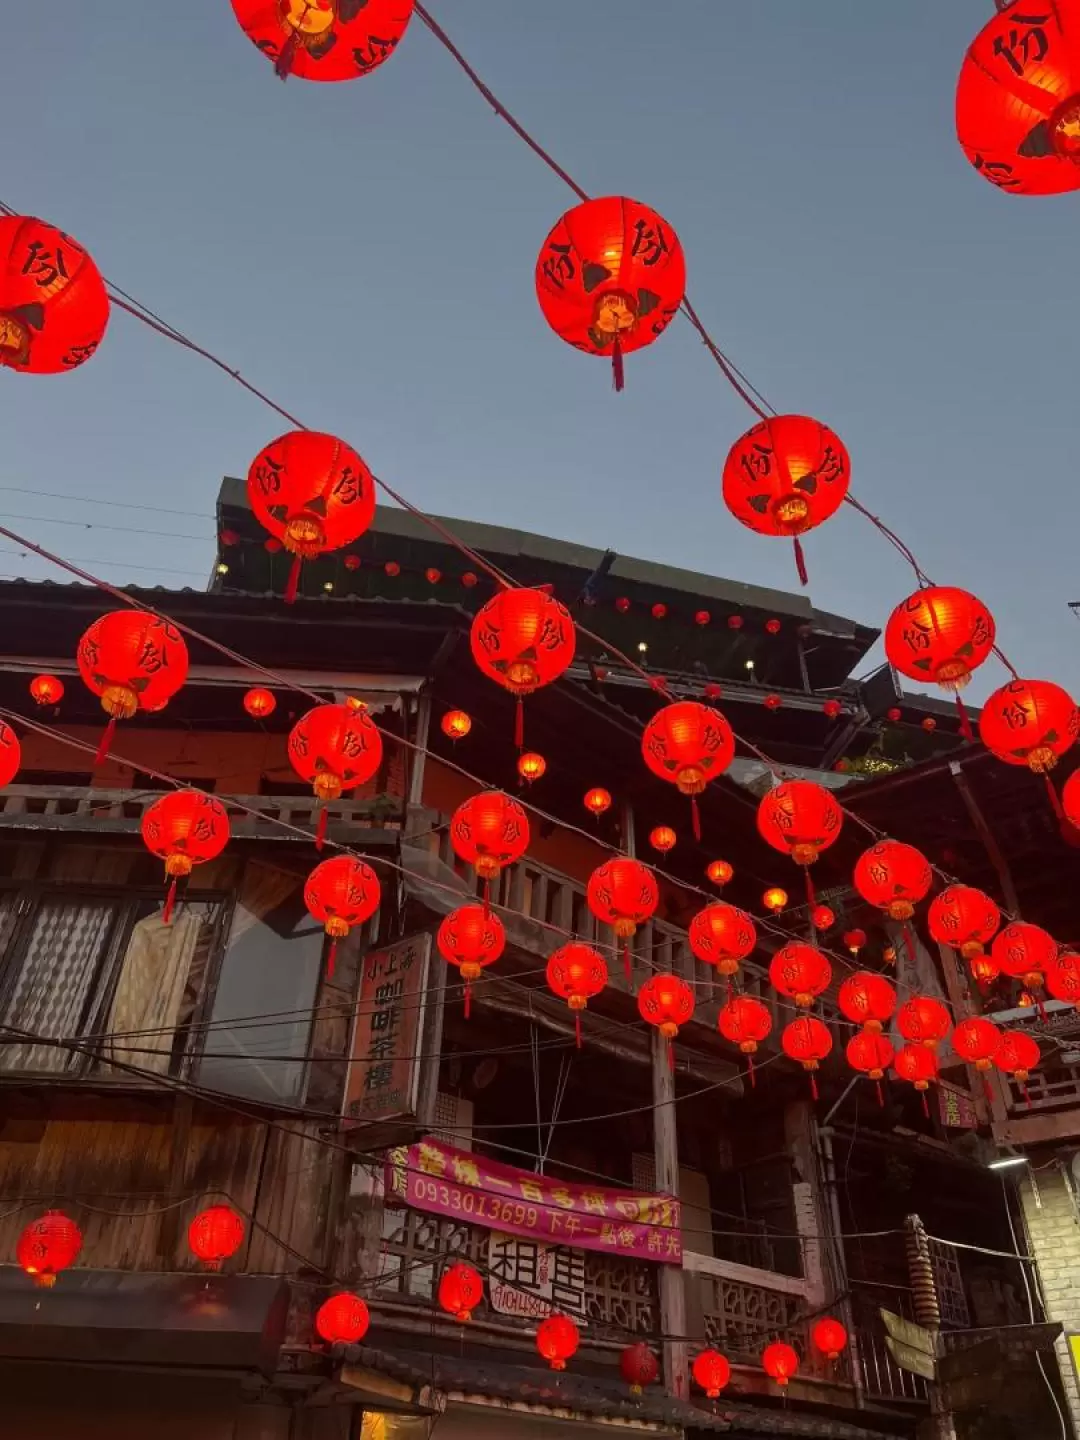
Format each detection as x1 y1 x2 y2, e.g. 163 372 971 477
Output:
386 1136 682 1263
343 933 430 1126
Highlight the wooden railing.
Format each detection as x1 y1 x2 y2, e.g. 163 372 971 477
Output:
683 1250 811 1367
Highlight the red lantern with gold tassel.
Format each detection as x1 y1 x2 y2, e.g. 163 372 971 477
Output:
537 1314 580 1370
718 994 772 1086
980 679 1079 817
0 216 109 373
587 857 658 981
722 414 850 584
638 973 695 1070
642 700 734 839
438 904 505 1018
247 431 375 602
141 791 230 924
535 196 686 391
315 1292 370 1345
449 791 529 915
762 1341 800 1388
619 1342 659 1394
838 972 897 1032
853 841 932 961
470 587 575 749
244 687 276 719
693 1348 731 1399
288 702 383 848
952 1017 1003 1101
16 1211 82 1287
689 902 757 979
546 943 607 1047
995 1031 1041 1106
928 885 1001 970
437 1262 483 1322
757 779 842 908
846 1031 895 1106
897 995 951 1049
304 856 380 979
230 0 415 83
29 674 63 706
992 921 1057 1012
812 1317 849 1363
77 612 189 763
782 1015 832 1098
188 1205 245 1270
1047 951 1080 1009
885 586 994 737
893 1042 939 1115
769 942 832 1009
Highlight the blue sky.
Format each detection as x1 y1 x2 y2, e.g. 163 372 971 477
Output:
2 2 1077 700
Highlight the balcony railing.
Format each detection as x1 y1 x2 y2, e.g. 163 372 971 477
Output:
684 1250 810 1367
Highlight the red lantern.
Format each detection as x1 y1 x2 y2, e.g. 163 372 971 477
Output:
765 618 782 635
188 1205 245 1270
584 786 612 818
450 791 530 912
952 1017 1003 1072
897 996 951 1049
29 674 63 706
470 587 575 748
995 1032 1041 1092
587 857 658 979
853 841 932 920
315 1292 370 1345
0 722 21 788
762 1341 800 1387
847 1032 895 1101
619 1341 659 1393
689 902 757 977
289 702 383 846
384 560 400 576
719 994 773 1086
247 431 375 602
707 859 734 886
979 679 1079 774
0 217 109 373
546 942 607 1046
438 904 505 1018
928 885 1001 960
652 603 667 620
649 824 677 854
535 196 686 390
956 1 1080 196
811 904 835 931
692 1348 731 1399
537 1313 580 1370
843 928 867 957
757 779 842 906
884 586 995 693
812 1317 848 1363
442 709 472 741
823 699 842 719
763 693 782 712
893 1044 939 1114
722 414 850 584
243 687 276 719
642 700 734 838
142 791 230 923
77 612 189 761
438 1262 483 1322
517 751 547 784
838 972 897 1032
16 1211 82 1287
782 1015 833 1097
695 610 711 626
305 856 381 978
425 567 441 585
992 921 1058 996
763 886 789 913
230 0 415 82
1047 952 1080 1008
638 974 695 1068
769 943 832 1009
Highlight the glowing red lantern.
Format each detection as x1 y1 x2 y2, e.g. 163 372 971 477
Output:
763 886 789 913
707 859 734 886
142 791 230 923
77 612 189 760
652 603 667 619
230 0 415 82
247 431 375 602
315 1292 370 1345
0 722 21 788
425 567 441 584
853 841 932 920
979 679 1079 773
587 857 658 978
843 929 866 957
757 779 842 905
719 994 773 1084
992 921 1058 993
289 702 383 846
823 699 842 719
639 973 695 1067
642 700 734 838
535 196 686 390
518 751 547 784
438 904 505 1018
995 1032 1041 1092
893 1043 939 1096
762 1341 800 1387
305 856 381 978
811 904 835 931
696 610 711 626
0 217 109 373
885 586 995 693
782 1015 833 1097
812 1317 848 1362
847 1031 895 1099
838 972 897 1032
384 560 400 576
649 824 677 854
722 414 850 584
547 942 607 1046
693 1348 731 1399
442 709 472 741
689 902 757 977
897 996 951 1049
584 787 612 818
769 942 832 1008
952 1017 1003 1072
956 2 1080 196
188 1205 245 1269
438 1262 483 1322
928 885 1001 960
470 587 575 747
620 1342 659 1393
1047 951 1080 1008
450 791 529 912
537 1314 580 1370
16 1211 82 1287
243 687 276 719
29 674 63 706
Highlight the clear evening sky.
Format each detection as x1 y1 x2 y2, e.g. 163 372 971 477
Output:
1 3 1075 701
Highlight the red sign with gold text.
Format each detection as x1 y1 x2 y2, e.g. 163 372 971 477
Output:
386 1136 682 1263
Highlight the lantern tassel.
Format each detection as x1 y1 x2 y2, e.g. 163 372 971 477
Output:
623 938 631 984
575 1013 582 1049
612 336 625 393
94 714 118 768
274 31 298 80
667 1039 675 1073
983 1074 995 1105
1045 775 1064 821
162 878 177 926
1037 994 1048 1024
921 1090 930 1119
1022 1080 1032 1109
483 879 491 920
514 697 524 751
747 1054 756 1088
876 1080 884 1108
464 980 472 1020
954 693 974 742
902 924 916 964
803 867 815 910
691 796 701 842
327 938 338 981
315 805 328 851
792 536 808 587
809 1072 819 1101
284 555 302 604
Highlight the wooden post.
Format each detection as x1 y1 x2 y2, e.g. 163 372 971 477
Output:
653 1025 688 1398
408 693 432 810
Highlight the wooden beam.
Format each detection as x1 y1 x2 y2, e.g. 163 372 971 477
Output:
949 761 1022 915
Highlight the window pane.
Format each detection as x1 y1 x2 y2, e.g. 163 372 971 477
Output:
198 861 323 1105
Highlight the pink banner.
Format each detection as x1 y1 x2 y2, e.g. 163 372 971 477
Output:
386 1137 682 1264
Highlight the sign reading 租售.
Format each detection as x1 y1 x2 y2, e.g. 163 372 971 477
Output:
386 1136 682 1263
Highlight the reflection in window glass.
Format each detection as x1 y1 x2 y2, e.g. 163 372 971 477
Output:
199 861 323 1104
